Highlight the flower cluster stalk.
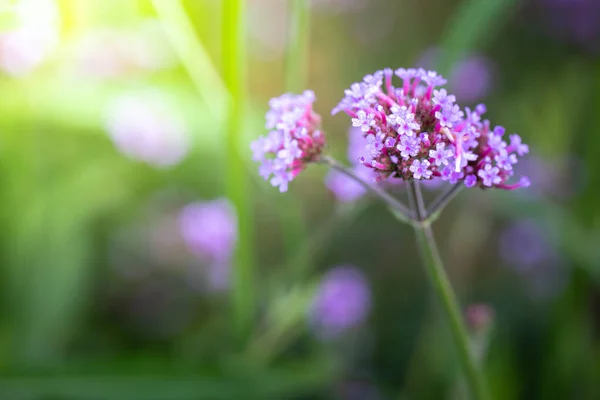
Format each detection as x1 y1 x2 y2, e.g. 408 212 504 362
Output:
321 156 413 221
407 180 491 400
223 0 255 340
319 158 491 399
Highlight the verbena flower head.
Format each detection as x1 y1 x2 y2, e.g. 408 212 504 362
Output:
333 68 530 189
310 265 371 338
251 90 324 192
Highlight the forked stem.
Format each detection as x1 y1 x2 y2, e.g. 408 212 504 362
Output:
426 182 464 222
321 156 413 221
408 181 490 400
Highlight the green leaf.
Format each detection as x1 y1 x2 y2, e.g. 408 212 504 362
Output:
438 0 517 75
0 357 335 400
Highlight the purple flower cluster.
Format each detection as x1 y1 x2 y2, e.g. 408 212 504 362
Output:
310 266 371 338
333 68 530 189
251 91 325 192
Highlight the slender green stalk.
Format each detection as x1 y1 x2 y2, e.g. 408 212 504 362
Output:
222 0 255 339
152 0 228 119
279 0 312 279
285 0 311 92
322 156 413 220
426 183 463 220
407 182 490 400
413 180 427 220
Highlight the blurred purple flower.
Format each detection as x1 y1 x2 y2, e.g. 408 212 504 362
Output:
540 0 600 52
0 0 60 76
347 126 370 165
325 166 370 202
104 90 190 167
450 56 495 103
178 199 237 291
499 219 567 299
516 155 584 200
327 126 398 201
416 48 495 103
499 220 555 270
310 266 371 338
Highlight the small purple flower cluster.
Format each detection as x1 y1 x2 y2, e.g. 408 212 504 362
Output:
333 68 530 189
251 90 325 192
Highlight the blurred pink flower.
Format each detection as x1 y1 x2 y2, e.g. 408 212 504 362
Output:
0 0 60 76
104 90 190 167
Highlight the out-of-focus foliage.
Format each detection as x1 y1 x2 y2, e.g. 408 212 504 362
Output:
0 0 598 399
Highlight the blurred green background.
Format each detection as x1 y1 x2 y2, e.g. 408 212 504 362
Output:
0 0 599 399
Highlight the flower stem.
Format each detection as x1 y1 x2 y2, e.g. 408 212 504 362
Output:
426 183 464 222
407 182 490 400
151 0 228 119
321 156 413 221
285 0 311 92
278 0 312 286
414 180 427 220
223 0 255 340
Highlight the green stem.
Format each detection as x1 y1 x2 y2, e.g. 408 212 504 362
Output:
408 182 490 400
222 0 254 340
279 0 311 282
285 0 311 92
426 183 463 222
322 156 413 221
152 0 229 119
408 181 490 400
413 180 427 220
